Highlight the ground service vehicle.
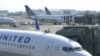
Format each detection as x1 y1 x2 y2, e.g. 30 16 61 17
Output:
56 25 100 56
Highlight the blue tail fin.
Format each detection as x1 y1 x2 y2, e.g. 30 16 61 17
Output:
25 5 36 16
25 5 40 31
45 7 51 15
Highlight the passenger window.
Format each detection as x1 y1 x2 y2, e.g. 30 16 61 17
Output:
26 45 28 48
5 42 7 45
29 45 31 49
17 44 19 47
20 44 22 48
32 46 35 49
11 43 13 46
14 43 16 47
23 45 25 48
8 43 10 46
0 42 1 44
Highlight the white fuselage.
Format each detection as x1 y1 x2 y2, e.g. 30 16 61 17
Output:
0 17 16 24
30 15 74 23
0 29 92 56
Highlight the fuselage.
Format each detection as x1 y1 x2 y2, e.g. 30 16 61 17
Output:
30 15 74 23
25 5 74 24
0 29 92 56
0 17 16 24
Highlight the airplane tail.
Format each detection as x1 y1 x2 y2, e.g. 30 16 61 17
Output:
45 7 51 15
25 5 36 16
25 5 40 31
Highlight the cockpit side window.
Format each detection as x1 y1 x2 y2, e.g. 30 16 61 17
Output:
73 47 83 51
63 47 68 52
63 47 74 52
63 47 83 52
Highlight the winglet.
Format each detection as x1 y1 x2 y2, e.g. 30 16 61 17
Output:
45 7 51 15
25 5 40 31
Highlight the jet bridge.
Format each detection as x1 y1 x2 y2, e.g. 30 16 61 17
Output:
56 25 100 56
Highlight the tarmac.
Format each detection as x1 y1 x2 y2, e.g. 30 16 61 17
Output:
0 16 68 33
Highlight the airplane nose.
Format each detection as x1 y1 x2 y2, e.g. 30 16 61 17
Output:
70 50 92 56
81 50 92 56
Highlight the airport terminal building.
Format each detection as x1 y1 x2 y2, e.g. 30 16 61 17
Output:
0 10 8 17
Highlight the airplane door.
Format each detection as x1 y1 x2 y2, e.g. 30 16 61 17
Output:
45 41 53 56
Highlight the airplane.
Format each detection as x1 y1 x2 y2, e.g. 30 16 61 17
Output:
0 17 16 25
44 7 76 25
0 29 92 56
25 5 74 25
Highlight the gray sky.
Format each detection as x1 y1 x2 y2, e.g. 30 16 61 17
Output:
0 0 100 12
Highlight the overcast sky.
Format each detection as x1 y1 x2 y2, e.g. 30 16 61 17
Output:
0 0 100 12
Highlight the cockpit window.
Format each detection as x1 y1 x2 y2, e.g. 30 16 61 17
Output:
63 47 83 52
63 47 74 52
73 47 83 51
